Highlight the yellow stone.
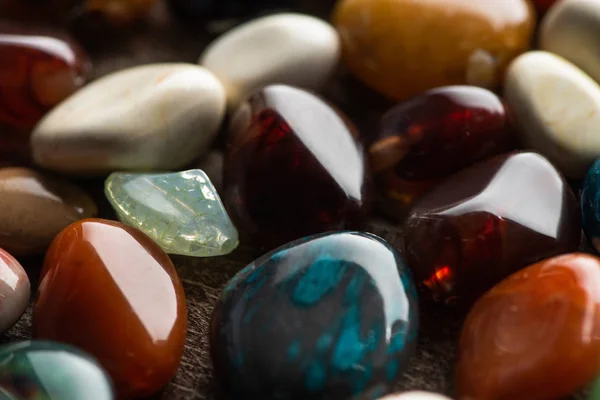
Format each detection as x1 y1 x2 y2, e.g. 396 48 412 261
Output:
332 0 536 101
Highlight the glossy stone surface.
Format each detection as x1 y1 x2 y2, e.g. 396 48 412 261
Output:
402 152 581 303
541 0 600 83
105 169 239 257
332 0 535 101
534 0 559 14
31 63 226 176
200 13 339 107
0 167 97 255
0 25 89 156
581 160 600 252
378 392 451 400
32 219 188 399
0 248 30 334
224 85 368 247
590 376 600 400
210 231 419 400
456 253 600 399
169 0 293 22
505 51 600 179
0 341 114 400
372 86 515 180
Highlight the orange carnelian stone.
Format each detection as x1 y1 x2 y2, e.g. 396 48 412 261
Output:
456 253 600 400
32 218 187 399
333 0 536 101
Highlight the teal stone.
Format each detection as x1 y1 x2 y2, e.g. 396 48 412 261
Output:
0 341 114 400
105 169 239 257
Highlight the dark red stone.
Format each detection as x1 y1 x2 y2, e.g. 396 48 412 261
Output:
224 84 369 247
402 152 581 304
532 0 558 14
0 24 90 159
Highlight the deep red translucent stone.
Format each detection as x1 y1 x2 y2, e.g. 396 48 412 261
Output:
402 152 581 304
532 0 558 13
0 25 90 159
224 84 368 247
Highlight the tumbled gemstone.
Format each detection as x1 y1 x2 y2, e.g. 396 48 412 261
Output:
371 86 516 181
378 392 451 400
581 160 600 251
0 248 30 334
332 0 535 101
402 152 581 303
0 341 114 400
105 169 239 257
224 84 368 247
0 25 89 133
505 51 600 179
590 376 600 400
534 0 559 14
456 253 600 399
32 219 188 399
210 231 418 400
0 167 97 255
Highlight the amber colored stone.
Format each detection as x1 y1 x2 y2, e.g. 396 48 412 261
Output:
224 84 368 247
32 219 187 399
0 24 90 150
402 152 581 304
456 253 600 399
332 0 536 101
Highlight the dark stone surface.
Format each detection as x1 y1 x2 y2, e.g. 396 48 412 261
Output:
0 1 589 399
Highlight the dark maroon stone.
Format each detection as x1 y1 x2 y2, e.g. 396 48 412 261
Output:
402 151 581 304
224 84 369 247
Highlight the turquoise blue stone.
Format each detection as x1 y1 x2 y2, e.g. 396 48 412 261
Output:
0 341 114 400
105 169 238 257
583 159 600 251
210 231 418 400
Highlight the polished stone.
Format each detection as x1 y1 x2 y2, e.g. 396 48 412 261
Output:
211 231 418 400
0 24 89 157
533 0 559 13
333 0 535 101
370 86 515 219
590 376 600 400
581 160 600 251
105 169 238 257
0 341 114 400
378 392 451 400
31 63 226 176
0 248 30 334
200 13 339 107
505 51 600 179
402 152 581 303
456 253 600 399
224 85 368 247
0 167 97 255
32 219 188 399
541 0 600 83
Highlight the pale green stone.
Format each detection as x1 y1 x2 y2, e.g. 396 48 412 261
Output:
105 169 238 257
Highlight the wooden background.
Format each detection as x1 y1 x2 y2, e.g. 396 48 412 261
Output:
0 1 585 399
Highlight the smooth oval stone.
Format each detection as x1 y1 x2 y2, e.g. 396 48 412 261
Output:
0 167 97 255
105 169 239 257
541 0 600 83
210 231 419 400
224 84 368 247
456 253 600 399
32 218 188 399
0 341 114 400
31 63 226 176
402 152 581 303
201 13 339 107
504 51 600 179
332 0 535 101
378 392 452 400
0 248 30 334
581 160 600 251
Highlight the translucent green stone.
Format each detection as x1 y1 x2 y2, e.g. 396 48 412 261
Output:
105 169 239 257
591 376 600 400
0 341 114 400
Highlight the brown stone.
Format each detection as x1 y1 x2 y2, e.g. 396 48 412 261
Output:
332 0 536 101
0 167 97 255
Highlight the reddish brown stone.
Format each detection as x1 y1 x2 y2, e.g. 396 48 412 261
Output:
456 253 600 399
32 218 187 399
402 152 581 304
